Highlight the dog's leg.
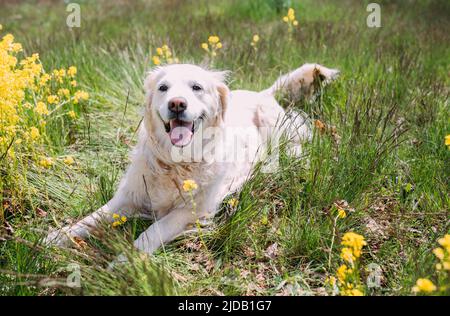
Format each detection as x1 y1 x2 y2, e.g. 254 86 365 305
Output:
44 191 134 247
133 207 196 255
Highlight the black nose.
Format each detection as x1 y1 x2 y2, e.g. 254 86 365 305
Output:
168 97 187 113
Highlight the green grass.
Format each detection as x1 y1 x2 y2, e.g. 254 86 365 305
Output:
0 0 449 296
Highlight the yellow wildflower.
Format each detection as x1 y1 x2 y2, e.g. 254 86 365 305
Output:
253 34 260 43
216 42 222 49
47 95 59 104
30 127 40 140
182 179 198 192
336 264 349 283
39 157 53 168
340 247 355 263
445 135 450 147
121 216 127 223
438 234 450 252
337 208 347 218
152 55 161 66
68 110 76 119
201 43 209 51
67 66 77 77
156 47 163 56
58 88 70 97
70 80 77 87
73 90 89 104
35 102 49 115
112 221 121 228
412 278 436 293
208 36 220 44
228 198 238 208
433 247 445 260
113 213 120 219
341 232 367 258
63 156 75 165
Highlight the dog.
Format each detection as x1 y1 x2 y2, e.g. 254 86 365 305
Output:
44 63 339 258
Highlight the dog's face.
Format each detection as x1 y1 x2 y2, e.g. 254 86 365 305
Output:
144 64 229 148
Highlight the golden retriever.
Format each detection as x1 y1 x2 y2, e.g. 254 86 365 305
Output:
45 63 339 261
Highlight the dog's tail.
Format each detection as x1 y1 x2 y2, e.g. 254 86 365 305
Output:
262 63 340 100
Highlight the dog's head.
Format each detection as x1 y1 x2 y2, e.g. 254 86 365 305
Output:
144 64 229 148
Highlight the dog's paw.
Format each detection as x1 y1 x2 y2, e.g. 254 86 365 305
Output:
43 227 74 248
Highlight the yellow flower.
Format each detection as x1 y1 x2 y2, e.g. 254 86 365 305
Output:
67 66 77 77
156 47 163 56
39 157 53 168
182 179 198 192
73 90 89 104
162 44 169 51
433 247 445 260
35 102 49 115
208 35 220 44
445 135 450 146
336 264 349 283
287 8 295 18
70 80 77 87
39 73 51 86
283 16 289 22
216 42 222 49
201 43 209 50
252 34 260 42
63 156 74 165
293 20 299 26
30 127 40 140
326 276 337 287
341 232 367 258
337 208 347 218
228 198 238 208
68 110 76 119
121 216 127 223
412 278 436 293
58 88 70 98
47 95 59 104
152 55 161 65
340 247 355 263
112 221 121 227
113 213 120 219
345 289 364 296
438 234 450 252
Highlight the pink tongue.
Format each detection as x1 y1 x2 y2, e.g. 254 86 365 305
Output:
169 120 193 147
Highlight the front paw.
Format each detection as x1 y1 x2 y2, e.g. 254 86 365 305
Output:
44 227 74 248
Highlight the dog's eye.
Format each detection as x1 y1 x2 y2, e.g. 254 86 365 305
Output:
158 84 169 92
192 84 203 91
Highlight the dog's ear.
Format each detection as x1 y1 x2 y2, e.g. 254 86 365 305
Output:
216 81 229 120
143 67 164 107
211 70 230 120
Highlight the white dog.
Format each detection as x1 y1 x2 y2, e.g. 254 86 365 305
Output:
45 63 339 257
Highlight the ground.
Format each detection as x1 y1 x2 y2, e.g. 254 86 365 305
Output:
0 0 449 296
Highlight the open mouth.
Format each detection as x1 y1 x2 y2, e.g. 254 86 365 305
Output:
164 116 203 147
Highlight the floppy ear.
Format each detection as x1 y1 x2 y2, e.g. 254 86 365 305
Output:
143 67 164 107
216 81 229 120
211 70 230 120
